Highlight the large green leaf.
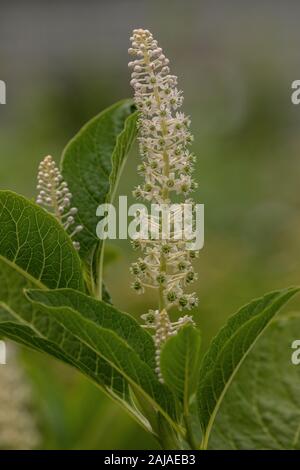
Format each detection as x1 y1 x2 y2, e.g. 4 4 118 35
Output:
23 293 177 426
0 300 148 430
161 325 201 411
26 288 155 369
0 190 167 433
197 287 299 449
0 190 84 291
0 260 131 403
61 100 138 266
0 257 158 433
209 314 300 449
0 191 142 428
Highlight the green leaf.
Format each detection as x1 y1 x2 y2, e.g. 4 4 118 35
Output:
0 257 156 432
0 258 128 395
23 293 177 426
0 189 139 431
161 325 201 411
26 288 156 369
209 314 300 449
61 100 138 264
0 190 84 291
197 287 300 449
0 190 161 433
0 300 146 428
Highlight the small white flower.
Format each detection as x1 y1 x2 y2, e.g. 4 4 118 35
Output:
36 155 82 250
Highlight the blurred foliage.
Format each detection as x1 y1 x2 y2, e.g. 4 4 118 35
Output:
1 0 300 449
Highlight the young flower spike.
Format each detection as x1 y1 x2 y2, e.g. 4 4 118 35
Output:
129 29 199 380
36 155 82 250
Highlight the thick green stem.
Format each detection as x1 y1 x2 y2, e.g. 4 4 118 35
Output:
157 413 180 450
96 242 105 300
184 414 199 450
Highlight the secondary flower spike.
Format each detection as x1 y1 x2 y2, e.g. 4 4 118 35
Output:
129 28 198 380
36 155 82 250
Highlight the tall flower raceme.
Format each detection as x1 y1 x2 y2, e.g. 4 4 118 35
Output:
36 155 82 250
128 29 199 381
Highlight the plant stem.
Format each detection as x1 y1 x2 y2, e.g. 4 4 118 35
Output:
200 431 209 450
157 413 180 449
184 413 199 450
94 241 105 300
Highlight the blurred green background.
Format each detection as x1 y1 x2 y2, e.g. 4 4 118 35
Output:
1 0 300 449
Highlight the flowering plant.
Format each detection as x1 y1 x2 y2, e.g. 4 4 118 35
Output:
0 29 298 450
129 29 199 381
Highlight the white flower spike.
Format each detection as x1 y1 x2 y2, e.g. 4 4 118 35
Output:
129 29 198 380
36 155 82 251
